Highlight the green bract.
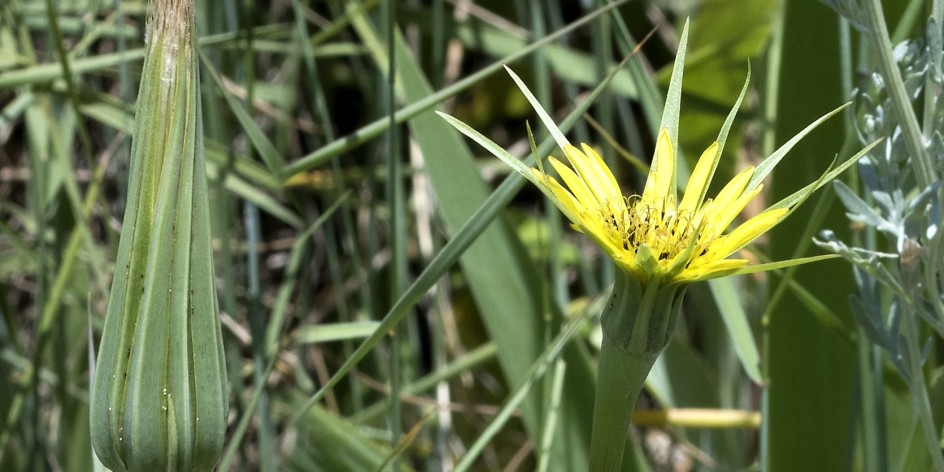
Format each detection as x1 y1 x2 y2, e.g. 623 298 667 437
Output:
89 0 228 470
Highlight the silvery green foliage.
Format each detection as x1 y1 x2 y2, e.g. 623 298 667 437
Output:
816 11 944 468
815 25 944 384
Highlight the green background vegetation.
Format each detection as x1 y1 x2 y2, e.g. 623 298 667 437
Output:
0 0 939 470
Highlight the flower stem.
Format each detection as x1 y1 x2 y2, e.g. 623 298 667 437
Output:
589 342 657 471
860 0 936 189
589 270 682 471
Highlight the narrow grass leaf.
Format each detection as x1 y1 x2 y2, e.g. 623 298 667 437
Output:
200 51 286 175
291 321 382 344
453 302 597 472
707 278 762 382
281 0 629 176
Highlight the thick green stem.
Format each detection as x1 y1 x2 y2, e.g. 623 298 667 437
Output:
590 342 657 471
589 271 683 471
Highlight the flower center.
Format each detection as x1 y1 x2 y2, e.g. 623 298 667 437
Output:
598 196 708 264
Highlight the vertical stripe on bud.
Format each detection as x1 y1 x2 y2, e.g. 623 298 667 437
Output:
90 0 228 471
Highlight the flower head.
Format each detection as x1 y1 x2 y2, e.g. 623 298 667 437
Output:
437 18 878 472
536 131 787 285
439 21 871 290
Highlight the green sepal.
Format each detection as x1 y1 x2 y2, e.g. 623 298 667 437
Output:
658 18 690 202
693 254 841 282
602 271 685 357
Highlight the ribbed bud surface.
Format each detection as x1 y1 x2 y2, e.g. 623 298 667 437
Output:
90 0 228 470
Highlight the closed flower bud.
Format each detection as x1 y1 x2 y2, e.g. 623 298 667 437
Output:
90 0 228 470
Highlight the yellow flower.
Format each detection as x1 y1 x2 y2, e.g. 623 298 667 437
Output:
439 19 876 471
438 46 871 292
536 130 787 285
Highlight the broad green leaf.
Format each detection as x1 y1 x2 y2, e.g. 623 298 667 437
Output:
765 3 857 469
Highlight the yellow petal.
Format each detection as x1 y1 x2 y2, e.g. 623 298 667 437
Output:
548 156 599 209
676 258 749 283
535 169 584 227
583 226 628 265
713 183 764 234
582 200 633 263
712 166 754 212
643 129 675 202
563 144 620 205
678 142 719 213
581 143 623 201
706 208 788 260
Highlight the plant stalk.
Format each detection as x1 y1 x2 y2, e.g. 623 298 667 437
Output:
590 343 657 470
860 0 936 189
903 309 944 472
589 270 682 471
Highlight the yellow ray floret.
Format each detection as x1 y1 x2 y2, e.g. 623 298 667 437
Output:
535 129 787 285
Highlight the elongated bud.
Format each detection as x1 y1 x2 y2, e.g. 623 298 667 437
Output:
90 0 228 470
